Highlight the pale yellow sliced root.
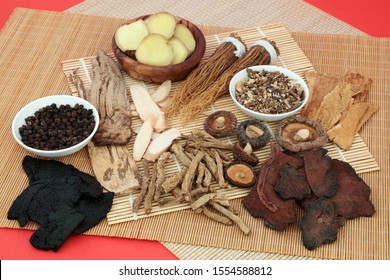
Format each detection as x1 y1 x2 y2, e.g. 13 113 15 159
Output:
174 23 196 54
136 34 173 66
146 12 177 39
115 19 149 52
168 37 189 64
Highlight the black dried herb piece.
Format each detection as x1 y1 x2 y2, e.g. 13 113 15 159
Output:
7 156 114 251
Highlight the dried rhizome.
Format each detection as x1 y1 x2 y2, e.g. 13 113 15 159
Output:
132 129 250 235
69 50 140 195
242 145 375 250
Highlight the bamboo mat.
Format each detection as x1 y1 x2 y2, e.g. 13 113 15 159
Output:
62 25 379 226
0 8 389 260
66 0 366 36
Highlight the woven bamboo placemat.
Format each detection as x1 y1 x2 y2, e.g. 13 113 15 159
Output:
0 8 388 260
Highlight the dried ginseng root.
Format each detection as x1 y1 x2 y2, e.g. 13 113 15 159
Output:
181 39 280 123
164 33 246 118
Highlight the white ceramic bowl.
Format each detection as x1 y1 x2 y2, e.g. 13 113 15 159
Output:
12 95 99 157
229 65 309 122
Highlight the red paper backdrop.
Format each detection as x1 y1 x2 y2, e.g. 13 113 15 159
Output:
304 0 390 37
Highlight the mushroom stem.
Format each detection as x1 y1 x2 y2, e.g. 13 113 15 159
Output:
294 128 310 141
246 125 264 138
243 143 253 154
215 116 226 128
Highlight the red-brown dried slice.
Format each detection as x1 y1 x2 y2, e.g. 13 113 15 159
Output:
329 159 376 219
242 144 299 231
299 198 339 250
275 165 311 200
303 148 339 198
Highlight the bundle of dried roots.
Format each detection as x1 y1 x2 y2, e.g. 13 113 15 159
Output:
181 40 279 123
164 33 245 119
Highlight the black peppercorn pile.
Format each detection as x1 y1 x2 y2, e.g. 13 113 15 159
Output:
19 103 96 150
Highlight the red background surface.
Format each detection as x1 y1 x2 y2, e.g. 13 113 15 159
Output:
0 0 389 260
305 0 390 37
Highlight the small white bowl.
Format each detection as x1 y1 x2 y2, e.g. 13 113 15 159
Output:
12 95 99 157
229 65 309 122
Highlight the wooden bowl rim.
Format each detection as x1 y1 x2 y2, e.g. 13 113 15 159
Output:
112 14 206 74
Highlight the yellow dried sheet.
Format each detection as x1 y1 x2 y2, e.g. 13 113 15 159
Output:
1 9 387 260
62 25 379 225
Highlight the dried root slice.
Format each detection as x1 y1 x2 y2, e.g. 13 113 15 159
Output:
144 162 158 214
224 162 256 188
209 201 250 234
132 159 150 213
201 206 233 225
212 149 229 188
154 152 172 201
181 150 205 196
203 110 237 138
191 193 217 210
161 166 188 193
237 119 271 149
151 80 172 104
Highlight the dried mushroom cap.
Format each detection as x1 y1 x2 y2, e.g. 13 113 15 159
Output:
224 162 256 188
275 115 328 152
203 110 237 138
232 142 259 166
236 119 271 148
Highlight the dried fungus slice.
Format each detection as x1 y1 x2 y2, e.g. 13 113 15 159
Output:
330 159 376 219
232 142 259 166
203 110 237 137
224 162 256 188
303 148 339 198
242 145 299 231
275 115 328 152
274 165 311 200
236 119 270 148
299 198 339 250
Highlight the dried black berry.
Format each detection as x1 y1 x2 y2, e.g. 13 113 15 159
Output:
19 103 95 151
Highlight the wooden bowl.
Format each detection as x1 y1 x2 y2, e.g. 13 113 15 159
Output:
112 14 206 83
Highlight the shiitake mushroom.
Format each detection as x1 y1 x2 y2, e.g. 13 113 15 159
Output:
203 110 237 137
232 142 259 166
274 115 328 152
236 119 271 148
224 162 256 188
